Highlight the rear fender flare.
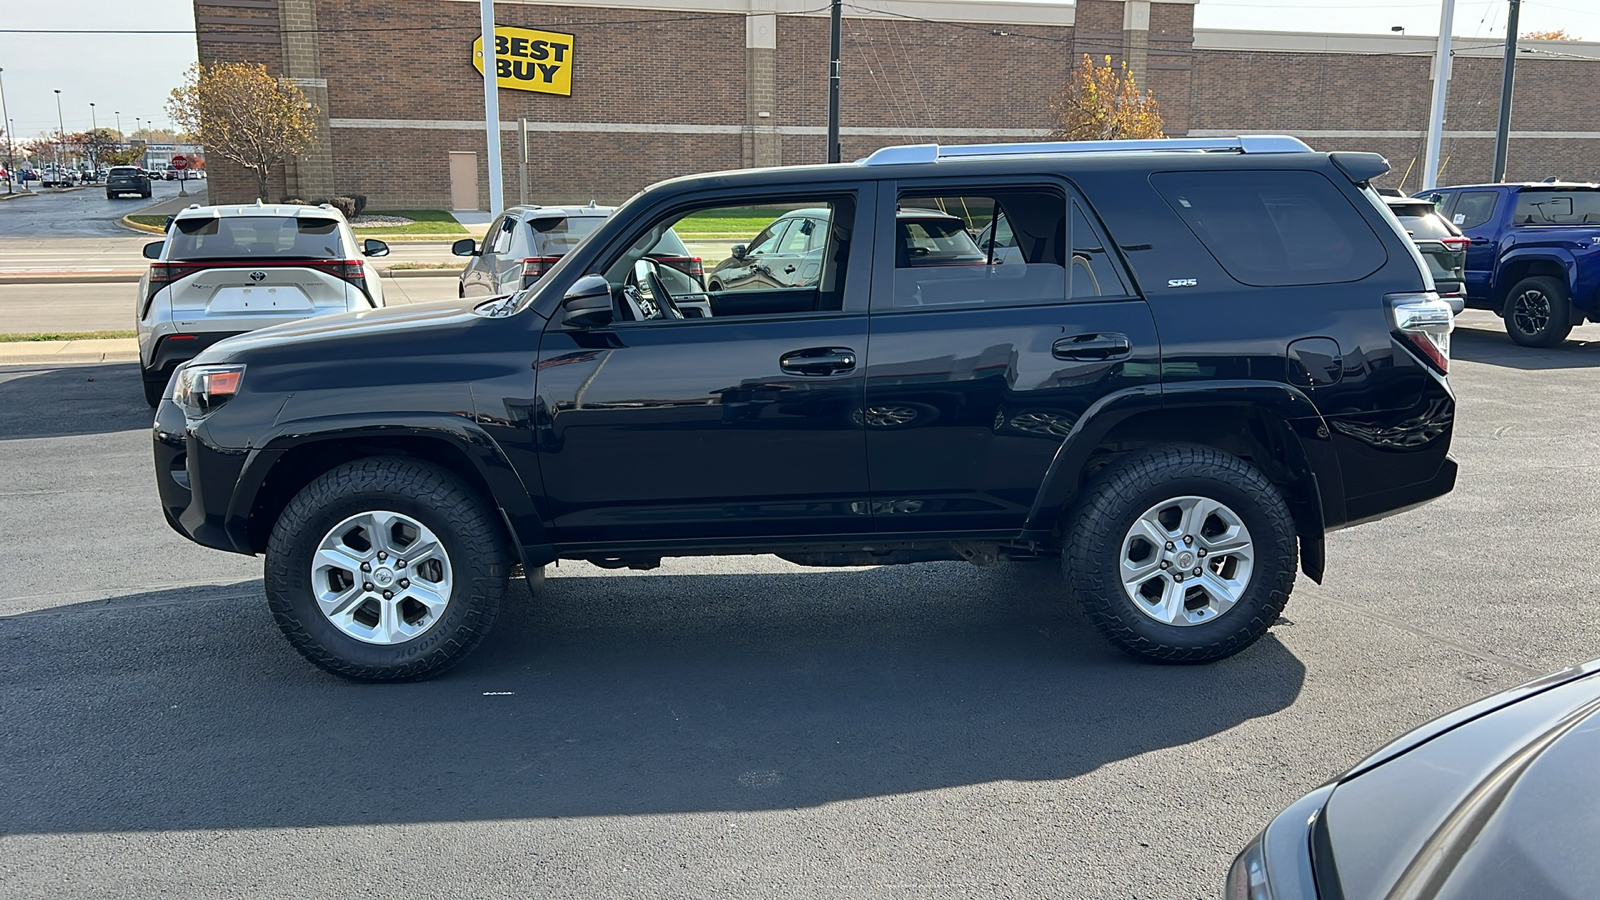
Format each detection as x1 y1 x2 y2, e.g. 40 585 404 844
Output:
226 413 552 566
1023 381 1340 583
1493 249 1575 303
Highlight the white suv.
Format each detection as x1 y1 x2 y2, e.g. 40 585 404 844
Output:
136 203 390 406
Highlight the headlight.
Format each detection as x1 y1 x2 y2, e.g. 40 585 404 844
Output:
172 364 245 419
1225 831 1273 900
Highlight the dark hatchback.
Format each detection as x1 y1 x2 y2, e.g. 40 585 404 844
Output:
152 135 1458 681
1230 660 1600 900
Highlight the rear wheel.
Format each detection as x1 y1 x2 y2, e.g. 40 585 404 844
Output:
264 457 511 681
1505 276 1574 348
140 365 168 408
1063 445 1296 663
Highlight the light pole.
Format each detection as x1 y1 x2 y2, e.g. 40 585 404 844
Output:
1422 0 1457 191
0 67 13 194
88 103 98 172
114 111 121 139
53 88 65 172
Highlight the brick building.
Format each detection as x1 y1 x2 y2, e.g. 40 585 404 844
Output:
192 0 1600 210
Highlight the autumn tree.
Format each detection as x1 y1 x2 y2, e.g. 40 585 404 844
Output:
1522 29 1579 40
73 128 124 168
1047 55 1164 142
167 62 317 200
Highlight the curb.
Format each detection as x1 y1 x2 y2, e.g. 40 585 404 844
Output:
119 215 165 235
0 338 140 367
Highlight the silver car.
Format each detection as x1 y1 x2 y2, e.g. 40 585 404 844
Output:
454 204 701 298
135 203 390 406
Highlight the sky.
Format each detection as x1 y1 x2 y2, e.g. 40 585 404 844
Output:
1 0 1597 142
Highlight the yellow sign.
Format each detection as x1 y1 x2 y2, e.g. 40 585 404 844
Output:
472 26 575 96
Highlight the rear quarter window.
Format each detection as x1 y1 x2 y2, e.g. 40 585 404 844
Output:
1152 170 1387 286
1512 190 1600 225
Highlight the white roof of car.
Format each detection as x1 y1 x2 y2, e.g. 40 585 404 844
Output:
171 202 349 222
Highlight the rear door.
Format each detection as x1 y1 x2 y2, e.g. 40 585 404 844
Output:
163 215 356 331
863 181 1161 533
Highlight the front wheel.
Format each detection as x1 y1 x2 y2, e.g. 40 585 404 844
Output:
264 457 511 681
1504 276 1574 348
1063 445 1297 663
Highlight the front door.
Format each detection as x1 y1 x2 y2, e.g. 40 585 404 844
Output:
1443 189 1502 304
863 182 1162 534
532 187 878 546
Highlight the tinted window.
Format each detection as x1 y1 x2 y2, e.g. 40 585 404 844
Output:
1152 170 1387 286
893 190 1066 309
778 217 816 254
1512 190 1600 225
746 220 789 256
488 216 516 255
1071 201 1129 298
1451 191 1499 229
529 214 602 255
1394 212 1458 241
167 216 342 260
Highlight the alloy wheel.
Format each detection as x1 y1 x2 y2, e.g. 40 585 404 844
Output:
311 510 453 645
1512 289 1552 336
1119 495 1255 626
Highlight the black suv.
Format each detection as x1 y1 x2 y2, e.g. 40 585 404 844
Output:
153 135 1458 681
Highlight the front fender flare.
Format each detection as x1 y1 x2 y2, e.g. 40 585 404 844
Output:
225 412 553 566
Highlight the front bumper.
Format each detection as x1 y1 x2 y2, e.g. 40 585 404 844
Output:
152 398 257 555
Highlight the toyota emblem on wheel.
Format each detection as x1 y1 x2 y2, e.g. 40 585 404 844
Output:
250 271 266 283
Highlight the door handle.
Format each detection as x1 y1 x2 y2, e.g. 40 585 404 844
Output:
780 347 857 376
783 265 797 274
1053 333 1132 361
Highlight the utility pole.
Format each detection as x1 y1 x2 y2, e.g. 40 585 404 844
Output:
1422 0 1456 191
519 117 529 206
115 110 122 139
0 68 12 194
53 89 65 172
480 0 504 216
1492 0 1521 182
827 0 841 163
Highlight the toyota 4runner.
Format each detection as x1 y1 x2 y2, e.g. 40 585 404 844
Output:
153 136 1458 681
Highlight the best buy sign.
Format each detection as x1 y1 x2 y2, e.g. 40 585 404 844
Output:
472 26 574 97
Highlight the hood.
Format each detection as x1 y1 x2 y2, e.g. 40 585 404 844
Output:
1320 667 1600 900
192 298 501 364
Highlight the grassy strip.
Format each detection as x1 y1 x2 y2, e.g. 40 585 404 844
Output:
127 214 167 228
352 209 467 235
0 330 137 342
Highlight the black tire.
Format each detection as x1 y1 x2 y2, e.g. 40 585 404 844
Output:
106 192 114 200
1504 276 1574 348
264 457 511 681
1062 444 1296 664
141 365 168 408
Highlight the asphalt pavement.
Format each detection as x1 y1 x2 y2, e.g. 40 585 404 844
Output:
2 313 1598 899
0 178 196 237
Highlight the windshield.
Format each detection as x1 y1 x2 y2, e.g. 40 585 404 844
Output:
167 216 344 260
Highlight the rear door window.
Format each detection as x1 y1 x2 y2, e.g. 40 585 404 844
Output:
1451 191 1499 229
1151 170 1387 286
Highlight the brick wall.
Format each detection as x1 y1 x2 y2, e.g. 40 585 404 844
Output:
191 0 1600 208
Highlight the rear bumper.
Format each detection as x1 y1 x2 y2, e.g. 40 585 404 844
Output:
149 331 245 374
1344 455 1457 527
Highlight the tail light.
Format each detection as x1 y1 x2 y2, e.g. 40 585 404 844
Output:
1438 237 1470 253
146 259 370 304
520 257 561 286
1387 291 1454 374
653 256 704 281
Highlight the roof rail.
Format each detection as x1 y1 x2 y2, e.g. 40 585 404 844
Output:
858 135 1314 166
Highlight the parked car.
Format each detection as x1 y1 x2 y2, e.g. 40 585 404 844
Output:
105 165 152 199
1417 181 1600 346
1229 658 1600 900
1383 195 1468 314
454 203 701 298
707 207 984 294
152 134 1457 681
39 168 74 187
136 202 391 406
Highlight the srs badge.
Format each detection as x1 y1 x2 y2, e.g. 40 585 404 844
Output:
472 26 575 96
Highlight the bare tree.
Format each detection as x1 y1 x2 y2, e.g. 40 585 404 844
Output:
167 62 317 201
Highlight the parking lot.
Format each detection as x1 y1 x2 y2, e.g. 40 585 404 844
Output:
0 309 1596 897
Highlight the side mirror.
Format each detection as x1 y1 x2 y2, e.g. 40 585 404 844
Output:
142 241 164 260
362 238 390 258
730 244 747 261
561 274 614 328
451 238 479 257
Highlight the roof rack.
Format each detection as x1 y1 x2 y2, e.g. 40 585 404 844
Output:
858 135 1314 166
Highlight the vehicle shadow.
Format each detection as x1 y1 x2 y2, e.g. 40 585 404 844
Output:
1 561 1305 835
1451 322 1600 370
0 363 151 440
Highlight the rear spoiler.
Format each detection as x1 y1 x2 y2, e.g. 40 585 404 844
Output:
1331 152 1391 185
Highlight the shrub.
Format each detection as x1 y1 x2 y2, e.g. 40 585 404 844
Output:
329 196 359 219
348 193 368 216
